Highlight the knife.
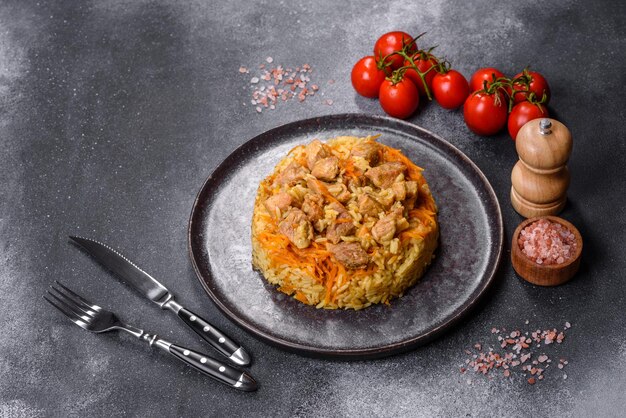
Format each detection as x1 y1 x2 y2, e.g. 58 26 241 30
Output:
69 236 251 366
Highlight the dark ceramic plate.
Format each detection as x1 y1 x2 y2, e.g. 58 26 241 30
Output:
188 114 503 359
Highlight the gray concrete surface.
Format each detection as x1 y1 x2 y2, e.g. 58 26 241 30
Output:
0 0 624 416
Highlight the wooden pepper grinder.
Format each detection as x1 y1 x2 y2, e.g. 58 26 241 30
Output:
511 118 573 218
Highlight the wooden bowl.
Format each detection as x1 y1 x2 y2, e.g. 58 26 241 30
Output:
511 216 582 286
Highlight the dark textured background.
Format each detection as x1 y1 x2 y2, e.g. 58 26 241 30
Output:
1 0 624 416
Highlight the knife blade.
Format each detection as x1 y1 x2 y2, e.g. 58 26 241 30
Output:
69 235 251 366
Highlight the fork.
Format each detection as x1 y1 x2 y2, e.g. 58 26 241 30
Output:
44 281 257 392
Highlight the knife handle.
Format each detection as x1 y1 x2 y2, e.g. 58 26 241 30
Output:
177 307 251 366
165 342 257 392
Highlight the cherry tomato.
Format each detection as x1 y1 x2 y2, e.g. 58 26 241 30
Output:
463 91 508 136
508 101 549 140
379 78 420 119
374 31 416 70
432 70 470 110
404 55 438 96
351 56 387 98
469 67 506 92
512 71 551 104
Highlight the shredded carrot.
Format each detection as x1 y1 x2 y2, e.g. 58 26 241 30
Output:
399 228 423 242
342 158 362 180
257 222 346 303
409 207 437 225
352 263 378 277
279 284 294 293
294 291 308 303
323 258 338 302
258 225 335 287
295 153 308 168
334 218 352 224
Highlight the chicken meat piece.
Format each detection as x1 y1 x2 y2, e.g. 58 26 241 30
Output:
388 204 406 220
311 156 340 182
264 192 292 219
357 194 383 217
365 162 406 189
371 204 408 243
301 192 324 223
306 175 328 196
371 214 397 243
391 182 406 201
350 141 381 165
326 219 356 244
305 139 331 170
405 181 418 197
328 242 369 269
404 196 417 211
275 162 309 186
279 208 313 249
392 181 418 202
325 202 355 244
392 180 419 201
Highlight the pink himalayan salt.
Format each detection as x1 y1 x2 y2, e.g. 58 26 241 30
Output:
243 61 317 113
518 219 577 265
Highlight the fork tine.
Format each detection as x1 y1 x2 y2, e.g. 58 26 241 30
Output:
43 295 89 329
46 291 93 323
52 281 101 311
49 287 95 317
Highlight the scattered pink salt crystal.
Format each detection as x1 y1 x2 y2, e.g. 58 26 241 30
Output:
241 60 326 113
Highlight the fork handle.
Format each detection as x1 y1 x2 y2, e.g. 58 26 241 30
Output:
147 335 257 392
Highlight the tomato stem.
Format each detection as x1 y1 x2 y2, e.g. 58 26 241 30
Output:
376 51 394 75
473 73 518 111
402 54 435 100
435 59 452 75
380 33 463 103
391 46 439 100
387 67 407 85
404 32 427 51
526 91 549 107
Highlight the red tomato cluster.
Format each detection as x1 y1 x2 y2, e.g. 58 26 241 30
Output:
464 68 551 139
351 32 554 140
351 32 470 120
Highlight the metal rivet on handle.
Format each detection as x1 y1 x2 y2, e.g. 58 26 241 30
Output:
539 118 552 135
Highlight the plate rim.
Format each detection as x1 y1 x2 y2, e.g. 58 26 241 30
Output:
188 113 504 359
